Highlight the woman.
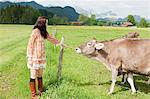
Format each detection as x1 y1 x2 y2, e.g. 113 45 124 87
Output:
27 16 62 99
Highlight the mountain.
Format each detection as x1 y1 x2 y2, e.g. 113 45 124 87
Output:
63 6 79 21
97 14 150 23
97 11 119 22
47 6 79 21
0 1 79 21
133 15 142 22
74 6 91 17
96 11 118 18
74 6 150 23
0 1 45 9
17 1 45 9
0 1 12 8
133 15 150 23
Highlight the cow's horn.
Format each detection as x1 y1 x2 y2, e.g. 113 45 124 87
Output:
94 43 104 50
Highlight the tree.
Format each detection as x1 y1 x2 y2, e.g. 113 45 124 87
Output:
20 7 41 24
97 20 107 26
106 21 113 26
138 18 148 28
127 15 136 25
0 5 40 24
85 14 97 25
78 14 88 22
39 9 53 18
91 14 96 20
49 15 68 25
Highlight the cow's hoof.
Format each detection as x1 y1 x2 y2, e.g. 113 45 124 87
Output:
131 91 136 95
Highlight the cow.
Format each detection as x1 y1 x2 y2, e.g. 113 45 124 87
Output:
76 38 150 94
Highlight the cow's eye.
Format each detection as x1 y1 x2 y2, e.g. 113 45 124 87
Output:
87 42 92 47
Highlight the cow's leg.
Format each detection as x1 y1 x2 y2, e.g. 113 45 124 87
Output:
127 72 136 94
108 68 118 95
121 73 127 85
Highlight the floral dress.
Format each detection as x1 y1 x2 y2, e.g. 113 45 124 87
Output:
27 28 59 69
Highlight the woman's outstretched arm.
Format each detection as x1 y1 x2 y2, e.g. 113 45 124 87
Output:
47 34 60 45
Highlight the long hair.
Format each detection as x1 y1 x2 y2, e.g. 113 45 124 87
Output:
33 16 48 39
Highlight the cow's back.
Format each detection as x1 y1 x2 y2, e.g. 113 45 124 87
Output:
118 39 150 75
109 38 150 75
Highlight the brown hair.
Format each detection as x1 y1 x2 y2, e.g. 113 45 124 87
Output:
33 16 48 39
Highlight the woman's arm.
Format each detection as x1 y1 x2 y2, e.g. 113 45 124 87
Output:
47 34 60 45
27 30 37 58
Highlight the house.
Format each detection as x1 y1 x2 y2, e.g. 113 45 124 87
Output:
71 22 84 26
121 22 133 27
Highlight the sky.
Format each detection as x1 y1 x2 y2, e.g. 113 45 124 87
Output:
1 0 150 18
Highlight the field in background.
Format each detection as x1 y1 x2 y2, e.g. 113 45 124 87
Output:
0 25 150 99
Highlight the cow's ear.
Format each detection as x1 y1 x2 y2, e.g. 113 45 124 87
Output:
94 43 104 50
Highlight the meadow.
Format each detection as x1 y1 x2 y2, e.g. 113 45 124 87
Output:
0 25 150 99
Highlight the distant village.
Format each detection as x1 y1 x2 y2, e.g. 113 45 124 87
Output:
71 14 149 28
71 21 135 27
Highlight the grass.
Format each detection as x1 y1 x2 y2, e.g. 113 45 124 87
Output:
0 25 150 99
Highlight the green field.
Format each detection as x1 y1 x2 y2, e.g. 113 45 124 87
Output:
0 25 150 99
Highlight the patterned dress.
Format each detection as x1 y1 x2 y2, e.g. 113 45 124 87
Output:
27 28 59 69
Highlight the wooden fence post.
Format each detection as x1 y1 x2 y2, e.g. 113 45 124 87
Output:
57 36 64 81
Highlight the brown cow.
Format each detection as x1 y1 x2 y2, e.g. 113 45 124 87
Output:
76 38 150 94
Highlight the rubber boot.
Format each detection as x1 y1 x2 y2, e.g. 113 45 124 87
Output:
37 77 43 96
29 79 37 99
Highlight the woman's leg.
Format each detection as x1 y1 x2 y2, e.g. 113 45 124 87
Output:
36 68 43 96
29 69 37 99
36 68 43 78
30 69 37 79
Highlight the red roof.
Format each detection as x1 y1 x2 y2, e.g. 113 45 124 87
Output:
122 22 133 27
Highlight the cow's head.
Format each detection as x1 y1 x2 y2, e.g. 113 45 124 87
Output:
76 39 104 56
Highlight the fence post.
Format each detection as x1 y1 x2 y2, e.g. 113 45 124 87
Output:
57 36 64 81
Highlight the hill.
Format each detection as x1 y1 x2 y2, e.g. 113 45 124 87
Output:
0 1 79 21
